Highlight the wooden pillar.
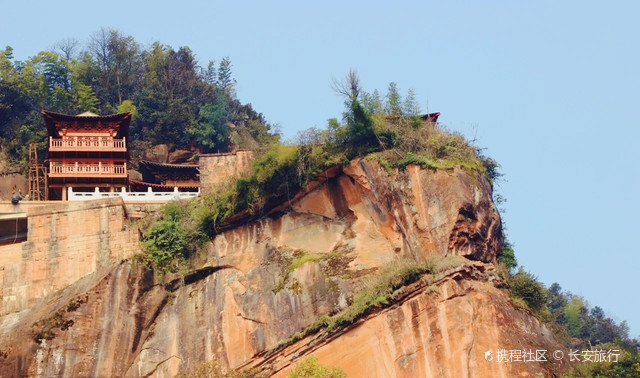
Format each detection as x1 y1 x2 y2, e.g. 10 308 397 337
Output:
62 185 67 201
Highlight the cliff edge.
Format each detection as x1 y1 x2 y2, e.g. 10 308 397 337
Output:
0 159 567 377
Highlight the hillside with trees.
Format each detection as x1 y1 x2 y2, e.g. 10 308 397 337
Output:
0 28 276 173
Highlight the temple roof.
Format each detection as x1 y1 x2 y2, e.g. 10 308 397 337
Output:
129 179 200 190
42 110 132 138
139 160 200 172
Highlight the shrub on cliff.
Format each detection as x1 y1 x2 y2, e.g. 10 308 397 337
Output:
142 204 187 271
175 358 264 378
509 268 547 312
497 239 517 272
288 356 345 378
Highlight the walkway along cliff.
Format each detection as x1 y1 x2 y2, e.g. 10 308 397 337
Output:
0 159 569 377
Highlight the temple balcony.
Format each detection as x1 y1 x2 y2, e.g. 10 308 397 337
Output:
49 162 127 178
49 136 126 152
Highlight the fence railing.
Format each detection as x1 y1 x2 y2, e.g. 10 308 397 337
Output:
49 136 126 151
67 187 200 203
49 163 127 177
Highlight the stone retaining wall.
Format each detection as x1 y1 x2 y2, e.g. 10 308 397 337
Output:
0 198 140 315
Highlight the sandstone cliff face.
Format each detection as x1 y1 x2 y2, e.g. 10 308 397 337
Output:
248 262 569 377
0 160 561 377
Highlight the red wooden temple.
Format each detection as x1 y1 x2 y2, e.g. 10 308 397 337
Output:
43 110 132 200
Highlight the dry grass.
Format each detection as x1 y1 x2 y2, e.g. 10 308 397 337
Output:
271 255 467 352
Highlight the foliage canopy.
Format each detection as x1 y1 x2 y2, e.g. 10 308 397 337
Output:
0 30 276 171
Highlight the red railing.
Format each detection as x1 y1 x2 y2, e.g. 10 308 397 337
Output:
49 136 126 151
49 162 127 177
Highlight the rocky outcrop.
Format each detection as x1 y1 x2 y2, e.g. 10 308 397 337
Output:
0 160 557 377
246 262 569 377
140 144 169 163
137 144 195 164
168 149 194 164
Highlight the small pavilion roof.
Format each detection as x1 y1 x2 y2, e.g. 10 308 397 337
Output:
421 112 440 123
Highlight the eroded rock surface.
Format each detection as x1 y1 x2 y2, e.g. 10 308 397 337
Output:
246 263 569 377
0 161 547 377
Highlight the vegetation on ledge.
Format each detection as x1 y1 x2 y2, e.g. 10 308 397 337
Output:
140 70 499 273
270 255 466 354
288 356 346 378
175 358 263 378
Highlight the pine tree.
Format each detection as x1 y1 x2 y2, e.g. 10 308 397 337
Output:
216 57 235 97
403 88 421 116
385 82 402 116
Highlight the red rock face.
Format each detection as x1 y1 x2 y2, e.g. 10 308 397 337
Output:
0 161 543 377
244 263 569 378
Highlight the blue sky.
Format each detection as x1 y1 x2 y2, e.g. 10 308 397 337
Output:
2 1 638 336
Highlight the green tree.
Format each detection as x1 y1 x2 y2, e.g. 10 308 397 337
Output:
564 296 588 338
385 82 402 116
344 97 378 157
497 239 517 272
117 99 137 119
332 69 379 157
0 46 18 81
22 51 73 112
360 89 383 114
203 59 216 84
70 54 101 106
88 28 142 111
136 43 203 146
510 268 547 311
75 83 100 113
190 90 231 152
0 47 32 145
547 282 567 324
108 31 142 105
403 87 421 116
217 56 235 96
588 306 627 345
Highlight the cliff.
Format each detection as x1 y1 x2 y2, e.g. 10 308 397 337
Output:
0 159 567 377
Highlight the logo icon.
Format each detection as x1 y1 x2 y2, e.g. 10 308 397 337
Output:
484 350 493 362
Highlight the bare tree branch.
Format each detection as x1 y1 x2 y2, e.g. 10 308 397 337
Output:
53 38 79 60
331 68 361 100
